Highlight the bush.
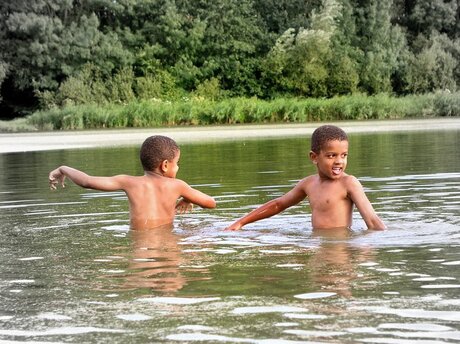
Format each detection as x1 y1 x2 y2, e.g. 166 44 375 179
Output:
25 92 460 131
193 78 222 101
432 91 460 116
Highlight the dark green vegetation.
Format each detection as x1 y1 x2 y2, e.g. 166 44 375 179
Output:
24 92 459 130
0 0 459 126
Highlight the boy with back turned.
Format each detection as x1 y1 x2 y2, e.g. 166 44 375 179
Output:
49 135 216 230
226 125 386 230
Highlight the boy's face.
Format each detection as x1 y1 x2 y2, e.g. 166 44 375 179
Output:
310 139 348 180
164 150 180 178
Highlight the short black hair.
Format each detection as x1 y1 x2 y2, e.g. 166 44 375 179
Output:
140 135 179 171
311 125 348 153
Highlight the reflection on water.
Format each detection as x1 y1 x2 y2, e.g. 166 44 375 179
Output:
109 225 211 294
308 228 376 298
123 225 186 293
0 129 459 342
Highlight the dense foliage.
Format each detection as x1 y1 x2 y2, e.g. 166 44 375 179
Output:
0 0 459 118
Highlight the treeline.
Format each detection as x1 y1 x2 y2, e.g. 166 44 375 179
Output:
0 0 459 118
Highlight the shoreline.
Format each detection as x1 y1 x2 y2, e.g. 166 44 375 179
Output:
1 118 460 153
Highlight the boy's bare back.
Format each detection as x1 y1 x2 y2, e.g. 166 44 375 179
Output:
117 173 214 229
49 136 216 230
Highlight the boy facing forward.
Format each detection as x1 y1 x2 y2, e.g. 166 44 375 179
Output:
226 125 385 230
49 135 216 230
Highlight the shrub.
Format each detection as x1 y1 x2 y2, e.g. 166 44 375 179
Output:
25 92 459 130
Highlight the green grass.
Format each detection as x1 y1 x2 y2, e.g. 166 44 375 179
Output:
2 92 458 132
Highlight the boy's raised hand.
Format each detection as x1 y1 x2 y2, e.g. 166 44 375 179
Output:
49 168 66 190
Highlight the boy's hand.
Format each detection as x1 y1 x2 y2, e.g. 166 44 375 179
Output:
225 222 243 231
176 198 193 214
49 168 65 190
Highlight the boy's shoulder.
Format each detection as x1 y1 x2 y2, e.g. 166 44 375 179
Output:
341 174 363 189
158 177 189 189
121 174 185 188
342 173 359 182
299 174 319 184
294 174 319 190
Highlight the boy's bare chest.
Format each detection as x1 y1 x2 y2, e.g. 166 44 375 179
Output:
307 181 350 210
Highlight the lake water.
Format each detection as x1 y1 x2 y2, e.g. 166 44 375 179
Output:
0 128 459 343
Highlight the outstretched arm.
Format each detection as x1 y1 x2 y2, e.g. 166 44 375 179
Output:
226 182 307 231
177 180 216 209
49 166 126 191
347 176 386 230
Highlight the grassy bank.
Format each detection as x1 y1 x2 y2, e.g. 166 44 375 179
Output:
2 92 459 132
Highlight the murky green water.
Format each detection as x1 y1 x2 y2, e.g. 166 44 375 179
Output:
1 129 459 343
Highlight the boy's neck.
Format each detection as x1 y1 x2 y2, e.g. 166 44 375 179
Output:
145 170 164 177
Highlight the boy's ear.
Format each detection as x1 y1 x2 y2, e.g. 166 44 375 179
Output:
160 159 169 173
309 151 317 164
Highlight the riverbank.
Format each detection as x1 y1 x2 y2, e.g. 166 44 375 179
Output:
1 118 460 153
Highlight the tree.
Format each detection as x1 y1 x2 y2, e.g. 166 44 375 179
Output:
326 0 360 96
354 0 407 94
0 10 7 103
410 0 457 38
262 0 342 97
404 32 458 93
0 0 131 114
253 0 321 34
179 0 269 96
0 61 7 103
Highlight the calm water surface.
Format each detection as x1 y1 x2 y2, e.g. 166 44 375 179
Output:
1 129 459 343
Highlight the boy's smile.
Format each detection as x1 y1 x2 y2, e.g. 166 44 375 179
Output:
310 139 349 180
